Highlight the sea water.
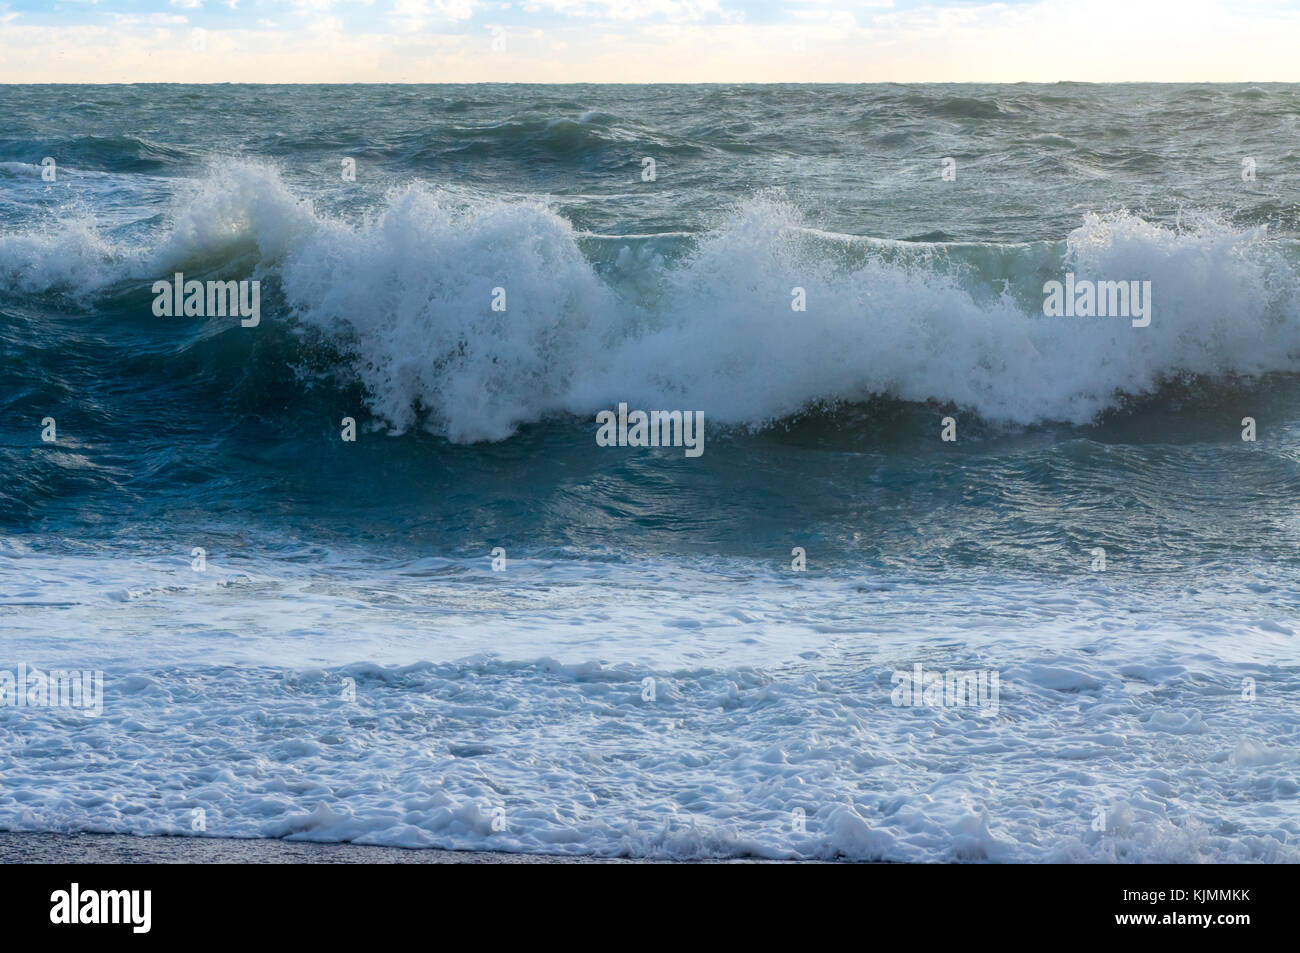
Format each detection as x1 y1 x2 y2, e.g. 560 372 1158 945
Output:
1 83 1299 860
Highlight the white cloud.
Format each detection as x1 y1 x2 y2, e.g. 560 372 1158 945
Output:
522 0 722 21
436 0 476 19
391 0 477 29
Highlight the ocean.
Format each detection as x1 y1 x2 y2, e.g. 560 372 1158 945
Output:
1 83 1298 861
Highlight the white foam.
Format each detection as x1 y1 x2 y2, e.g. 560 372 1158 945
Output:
1 543 1297 861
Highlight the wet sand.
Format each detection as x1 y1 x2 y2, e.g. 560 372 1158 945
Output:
0 831 803 863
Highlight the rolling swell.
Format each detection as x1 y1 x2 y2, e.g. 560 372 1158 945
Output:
0 133 194 173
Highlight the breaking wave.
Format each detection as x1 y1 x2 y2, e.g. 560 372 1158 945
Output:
3 160 1299 442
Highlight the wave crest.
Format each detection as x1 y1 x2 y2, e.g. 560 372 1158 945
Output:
4 161 1299 441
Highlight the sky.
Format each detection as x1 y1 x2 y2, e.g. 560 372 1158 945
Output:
1 0 1298 83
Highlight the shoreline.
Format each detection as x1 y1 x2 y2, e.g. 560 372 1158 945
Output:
0 831 809 864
